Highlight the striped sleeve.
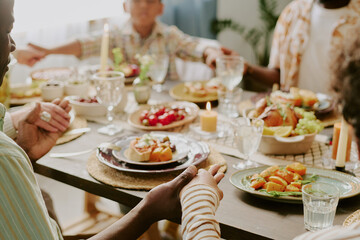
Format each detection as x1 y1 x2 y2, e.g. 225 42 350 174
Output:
4 112 17 139
0 132 62 240
293 221 360 240
180 184 221 240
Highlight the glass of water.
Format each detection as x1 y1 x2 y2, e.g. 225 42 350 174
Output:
149 54 169 92
92 71 125 136
216 56 245 118
232 117 264 169
302 183 339 232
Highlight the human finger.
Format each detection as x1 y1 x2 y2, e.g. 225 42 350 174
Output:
51 98 61 105
208 164 221 176
35 120 58 132
221 46 239 56
170 165 197 192
214 172 225 184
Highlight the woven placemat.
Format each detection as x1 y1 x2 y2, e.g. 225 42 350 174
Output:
87 147 227 190
56 116 87 145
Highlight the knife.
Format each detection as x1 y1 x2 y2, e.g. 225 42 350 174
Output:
63 127 91 136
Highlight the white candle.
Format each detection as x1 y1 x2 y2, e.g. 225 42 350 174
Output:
200 102 217 132
335 117 349 167
100 23 109 72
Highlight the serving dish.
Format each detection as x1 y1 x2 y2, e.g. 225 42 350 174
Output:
97 133 210 173
169 81 218 103
230 166 360 204
128 101 199 131
67 96 107 117
112 132 190 166
243 108 319 155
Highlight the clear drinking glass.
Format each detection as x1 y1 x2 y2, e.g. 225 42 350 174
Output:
92 71 125 136
232 117 264 169
302 183 339 232
216 56 245 118
148 54 169 92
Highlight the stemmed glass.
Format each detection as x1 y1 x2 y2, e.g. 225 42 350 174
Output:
216 56 245 118
148 54 169 92
232 117 264 169
92 71 125 136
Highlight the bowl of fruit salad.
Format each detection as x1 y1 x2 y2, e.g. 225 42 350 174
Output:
67 96 106 117
128 101 200 130
245 98 324 155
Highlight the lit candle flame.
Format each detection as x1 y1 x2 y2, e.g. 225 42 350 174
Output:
206 102 211 111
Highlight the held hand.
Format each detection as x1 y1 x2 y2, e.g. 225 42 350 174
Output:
180 164 225 200
34 99 71 132
15 102 63 161
15 46 46 67
204 47 222 69
140 166 198 224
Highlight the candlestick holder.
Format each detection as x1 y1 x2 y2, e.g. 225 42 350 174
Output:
322 146 359 175
190 121 232 139
334 166 356 176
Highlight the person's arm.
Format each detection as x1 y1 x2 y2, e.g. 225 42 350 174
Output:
15 40 82 66
180 165 224 240
245 63 280 87
89 165 198 240
0 138 62 239
28 40 82 58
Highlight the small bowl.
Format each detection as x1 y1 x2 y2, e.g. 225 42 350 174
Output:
67 96 106 117
41 81 64 101
259 133 316 155
243 107 317 155
64 81 89 97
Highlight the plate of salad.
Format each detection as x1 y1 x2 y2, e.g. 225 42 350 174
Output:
230 163 360 204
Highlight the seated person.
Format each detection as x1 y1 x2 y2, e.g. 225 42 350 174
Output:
231 0 359 94
294 25 360 240
1 2 224 239
15 0 224 80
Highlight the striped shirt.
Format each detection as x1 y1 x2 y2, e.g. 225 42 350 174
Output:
269 0 360 90
0 104 62 239
294 221 360 240
79 20 210 80
180 184 221 240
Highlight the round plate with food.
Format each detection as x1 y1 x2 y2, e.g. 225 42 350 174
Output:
97 133 210 173
112 132 190 166
128 101 199 131
249 88 334 115
169 79 220 103
230 165 360 204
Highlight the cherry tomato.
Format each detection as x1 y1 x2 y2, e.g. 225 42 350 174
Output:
167 110 176 122
158 113 171 125
140 110 149 121
178 114 185 120
148 115 158 126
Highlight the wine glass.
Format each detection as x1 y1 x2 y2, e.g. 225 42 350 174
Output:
232 117 264 169
148 54 169 92
92 71 125 136
216 56 245 118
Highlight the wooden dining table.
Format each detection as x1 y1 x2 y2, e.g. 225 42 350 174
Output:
33 80 360 240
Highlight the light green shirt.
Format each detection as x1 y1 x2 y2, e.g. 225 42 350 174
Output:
0 104 62 239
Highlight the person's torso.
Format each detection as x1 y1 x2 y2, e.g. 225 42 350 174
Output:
298 3 349 94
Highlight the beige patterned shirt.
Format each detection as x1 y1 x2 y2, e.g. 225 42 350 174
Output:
269 0 360 90
79 20 210 80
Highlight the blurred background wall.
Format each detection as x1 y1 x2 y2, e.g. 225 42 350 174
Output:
10 0 291 84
